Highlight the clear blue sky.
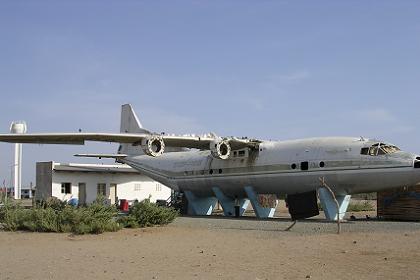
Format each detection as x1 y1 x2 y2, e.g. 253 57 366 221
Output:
0 1 419 186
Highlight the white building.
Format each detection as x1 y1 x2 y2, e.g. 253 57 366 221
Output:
35 162 172 205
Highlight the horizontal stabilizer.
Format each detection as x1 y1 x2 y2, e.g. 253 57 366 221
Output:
74 153 127 159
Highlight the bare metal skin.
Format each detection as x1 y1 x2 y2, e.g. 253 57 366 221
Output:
121 137 420 198
0 104 418 201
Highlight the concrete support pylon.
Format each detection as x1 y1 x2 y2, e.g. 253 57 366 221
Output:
184 191 217 216
212 187 249 217
244 186 278 218
318 188 351 221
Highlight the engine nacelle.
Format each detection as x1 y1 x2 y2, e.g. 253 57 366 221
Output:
210 139 231 160
141 135 165 157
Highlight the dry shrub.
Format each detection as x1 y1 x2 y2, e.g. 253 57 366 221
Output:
120 199 178 228
0 197 120 234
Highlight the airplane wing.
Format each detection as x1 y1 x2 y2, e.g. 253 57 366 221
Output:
162 135 261 150
0 133 261 150
0 133 145 145
74 153 128 159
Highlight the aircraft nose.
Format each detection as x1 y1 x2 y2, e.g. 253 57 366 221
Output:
414 156 420 168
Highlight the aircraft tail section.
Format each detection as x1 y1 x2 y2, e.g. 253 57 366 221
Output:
119 104 149 156
120 104 150 134
118 103 187 156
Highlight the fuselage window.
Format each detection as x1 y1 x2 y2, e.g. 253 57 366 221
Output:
360 147 369 155
319 161 325 168
301 161 309 171
291 163 297 170
381 145 400 154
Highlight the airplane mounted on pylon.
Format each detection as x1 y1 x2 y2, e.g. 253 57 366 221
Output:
1 104 419 221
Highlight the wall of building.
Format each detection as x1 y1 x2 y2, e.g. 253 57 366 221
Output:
36 162 53 201
51 171 171 204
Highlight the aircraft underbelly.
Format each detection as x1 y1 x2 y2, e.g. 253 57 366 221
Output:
124 151 420 198
174 166 419 197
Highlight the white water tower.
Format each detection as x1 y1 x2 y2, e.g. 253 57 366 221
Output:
10 121 27 200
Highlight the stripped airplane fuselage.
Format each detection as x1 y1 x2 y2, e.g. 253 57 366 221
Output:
121 137 420 198
1 104 419 220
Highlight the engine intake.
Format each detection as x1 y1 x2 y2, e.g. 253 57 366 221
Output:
210 139 231 160
141 135 165 157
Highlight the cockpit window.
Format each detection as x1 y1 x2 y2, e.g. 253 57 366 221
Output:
381 145 400 154
360 143 400 156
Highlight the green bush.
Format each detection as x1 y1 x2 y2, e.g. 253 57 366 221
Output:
0 201 27 231
69 197 121 234
39 197 67 211
0 191 6 204
1 197 177 234
121 199 178 228
118 214 139 229
0 197 121 234
22 207 61 232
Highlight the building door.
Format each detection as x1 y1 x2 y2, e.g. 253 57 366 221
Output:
109 184 117 205
78 183 86 205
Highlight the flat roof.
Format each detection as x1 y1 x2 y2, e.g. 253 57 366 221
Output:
39 162 140 174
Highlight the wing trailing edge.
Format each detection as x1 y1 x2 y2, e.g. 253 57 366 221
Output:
74 153 128 159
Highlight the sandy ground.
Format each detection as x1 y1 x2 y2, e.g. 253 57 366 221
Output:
1 214 420 280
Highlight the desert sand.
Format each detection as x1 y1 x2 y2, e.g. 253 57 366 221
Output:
1 214 420 280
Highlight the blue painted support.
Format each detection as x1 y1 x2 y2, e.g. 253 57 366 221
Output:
184 191 217 216
212 187 250 217
318 188 351 221
244 186 278 218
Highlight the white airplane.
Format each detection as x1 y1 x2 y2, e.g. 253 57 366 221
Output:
0 104 419 221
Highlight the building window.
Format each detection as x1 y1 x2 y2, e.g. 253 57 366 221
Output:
156 183 162 192
97 183 106 196
134 184 142 191
61 183 71 194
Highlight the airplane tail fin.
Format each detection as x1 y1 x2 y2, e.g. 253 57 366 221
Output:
118 103 186 156
120 104 150 134
119 104 150 156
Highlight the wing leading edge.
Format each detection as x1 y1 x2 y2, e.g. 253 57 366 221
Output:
0 133 261 150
